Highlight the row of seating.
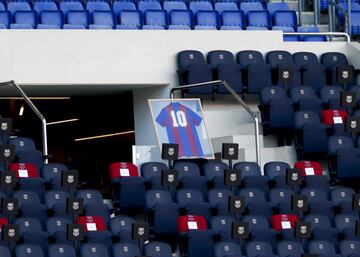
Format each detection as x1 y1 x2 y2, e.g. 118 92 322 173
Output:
177 50 353 95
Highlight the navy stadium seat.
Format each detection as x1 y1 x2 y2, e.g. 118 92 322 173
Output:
277 241 303 257
242 215 277 248
234 161 269 194
214 242 242 257
304 214 338 245
187 230 215 257
293 51 320 69
46 217 72 240
144 241 173 257
339 240 360 257
336 148 360 180
112 243 140 257
308 241 340 256
81 243 110 257
207 189 232 216
245 241 276 257
238 188 273 217
269 188 294 214
47 244 76 257
259 86 287 105
210 215 235 241
15 244 45 257
203 162 229 189
300 188 334 218
109 215 135 242
321 52 352 85
264 161 290 181
176 189 211 222
334 214 358 239
0 246 10 257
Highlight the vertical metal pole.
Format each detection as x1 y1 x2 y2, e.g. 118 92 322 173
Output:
314 0 319 26
332 2 336 32
254 116 261 166
329 4 333 32
347 0 352 37
298 0 303 26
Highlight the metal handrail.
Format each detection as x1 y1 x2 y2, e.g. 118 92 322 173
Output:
0 80 48 164
170 80 261 165
282 31 350 42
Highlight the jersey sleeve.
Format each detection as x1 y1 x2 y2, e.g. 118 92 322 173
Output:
156 106 169 127
185 105 202 126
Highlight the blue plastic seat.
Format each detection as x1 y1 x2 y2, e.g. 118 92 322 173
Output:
240 2 263 16
273 10 297 29
38 11 64 29
195 10 219 30
11 10 37 28
86 1 110 14
7 2 31 15
116 10 142 29
64 10 90 29
298 26 327 41
189 1 213 15
220 10 244 30
138 0 162 13
90 10 115 29
60 2 84 16
272 26 298 41
246 10 271 29
163 1 187 13
0 11 11 29
215 2 238 15
33 2 58 14
169 10 193 30
143 10 167 29
207 50 242 93
351 10 360 35
267 2 289 17
112 1 136 16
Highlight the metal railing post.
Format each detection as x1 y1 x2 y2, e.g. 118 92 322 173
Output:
298 0 303 26
282 31 350 42
314 0 319 26
170 80 261 165
0 80 48 164
329 4 334 32
347 0 352 37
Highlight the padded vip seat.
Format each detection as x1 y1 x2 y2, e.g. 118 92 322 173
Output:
277 241 303 257
207 189 232 216
189 1 213 15
47 244 76 257
38 11 64 29
113 1 136 16
321 86 344 110
220 10 244 30
60 2 84 16
214 242 242 257
293 51 320 69
15 217 49 252
242 215 277 248
327 135 354 156
46 217 72 243
195 10 219 30
0 246 10 257
8 137 43 169
177 50 213 93
177 215 207 234
186 230 215 257
207 50 243 93
302 64 327 94
308 241 341 257
64 10 90 29
109 215 135 242
164 1 187 13
144 241 173 257
336 148 360 180
233 162 269 194
90 10 115 29
81 243 110 257
330 187 356 215
176 189 211 222
246 10 271 30
322 109 348 136
210 215 235 241
245 241 277 257
117 10 142 29
41 163 68 190
300 188 334 218
294 123 328 158
334 214 358 239
168 10 193 30
112 243 140 257
321 52 353 85
141 162 168 189
271 214 299 241
264 161 290 181
304 214 338 245
269 188 294 214
15 244 45 257
215 2 238 14
203 162 230 189
339 240 360 257
238 188 273 217
259 86 287 105
76 190 110 222
138 0 162 13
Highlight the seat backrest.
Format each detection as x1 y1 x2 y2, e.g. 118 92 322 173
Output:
203 162 229 181
76 216 107 232
294 161 323 176
277 241 303 257
294 111 321 129
266 50 294 68
81 243 109 257
320 86 343 102
9 163 39 178
308 241 337 255
7 2 31 15
9 137 37 154
237 50 264 66
47 244 76 257
293 51 320 68
138 0 162 13
271 214 298 231
215 2 238 14
140 162 168 181
269 188 293 207
112 243 140 257
267 2 289 16
246 10 270 28
196 10 218 27
304 214 332 228
327 135 354 156
15 244 44 257
330 187 355 205
15 217 42 234
264 161 290 179
86 1 110 13
290 86 316 102
92 10 115 26
207 50 236 67
144 241 172 257
339 240 360 257
0 246 10 257
13 190 41 206
214 242 241 257
321 52 349 69
177 50 207 70
60 2 84 16
76 190 103 205
34 2 58 13
259 86 287 105
273 10 297 28
300 188 328 202
221 10 244 27
207 189 232 207
210 215 235 234
0 11 11 28
44 190 70 209
66 10 90 26
164 1 187 13
108 162 138 180
41 163 68 182
246 241 273 257
40 11 64 28
240 2 263 16
322 109 348 126
334 214 357 231
46 217 72 236
118 10 142 27
173 161 201 179
242 215 270 230
176 189 204 207
113 1 136 15
177 215 207 232
189 1 213 14
144 10 167 27
238 188 266 203
233 162 261 177
169 9 193 27
109 215 135 236
145 189 172 209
